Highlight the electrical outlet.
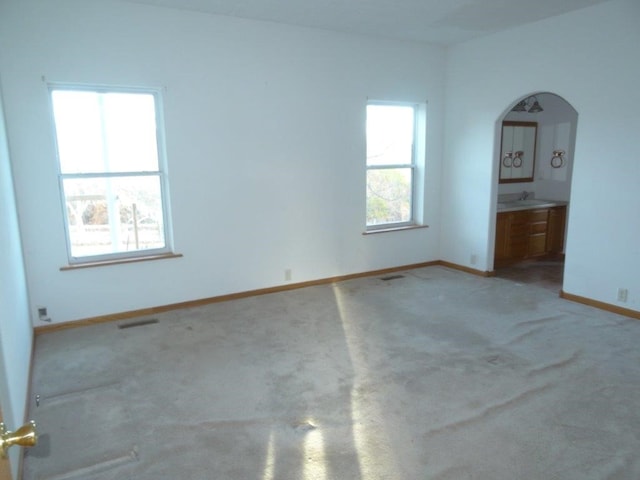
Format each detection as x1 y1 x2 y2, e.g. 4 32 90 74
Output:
37 306 51 322
285 269 292 281
470 254 478 265
617 288 628 303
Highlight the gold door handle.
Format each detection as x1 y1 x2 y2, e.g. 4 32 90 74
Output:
0 421 37 457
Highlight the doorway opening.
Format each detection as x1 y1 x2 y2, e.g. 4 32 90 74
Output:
491 92 578 293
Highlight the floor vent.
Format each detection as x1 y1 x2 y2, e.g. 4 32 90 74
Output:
118 318 159 329
380 274 405 281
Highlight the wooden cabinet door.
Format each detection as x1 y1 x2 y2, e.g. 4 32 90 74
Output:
494 213 509 262
508 211 529 259
547 206 567 254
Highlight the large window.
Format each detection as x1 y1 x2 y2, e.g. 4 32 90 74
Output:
366 102 421 229
50 86 172 263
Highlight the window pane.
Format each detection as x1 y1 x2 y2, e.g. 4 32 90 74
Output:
366 104 414 166
62 175 165 258
52 90 159 174
366 168 412 226
51 91 103 173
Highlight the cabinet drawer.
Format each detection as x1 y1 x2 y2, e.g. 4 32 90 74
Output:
530 222 548 234
530 210 549 222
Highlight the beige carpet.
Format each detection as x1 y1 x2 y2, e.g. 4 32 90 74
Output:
25 266 640 479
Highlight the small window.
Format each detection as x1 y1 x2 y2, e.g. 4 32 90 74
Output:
50 86 172 263
366 102 420 229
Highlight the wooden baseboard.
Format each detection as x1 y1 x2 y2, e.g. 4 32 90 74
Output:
35 261 440 335
560 290 640 320
43 262 639 336
437 261 494 277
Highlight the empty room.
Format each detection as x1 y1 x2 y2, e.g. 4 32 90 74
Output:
0 0 639 478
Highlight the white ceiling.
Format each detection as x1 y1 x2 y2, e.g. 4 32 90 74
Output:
118 0 612 45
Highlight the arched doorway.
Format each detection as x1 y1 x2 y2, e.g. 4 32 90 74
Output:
491 92 578 292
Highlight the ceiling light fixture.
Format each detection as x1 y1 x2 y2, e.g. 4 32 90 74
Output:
511 96 544 113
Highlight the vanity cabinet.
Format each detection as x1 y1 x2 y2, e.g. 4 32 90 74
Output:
494 205 566 267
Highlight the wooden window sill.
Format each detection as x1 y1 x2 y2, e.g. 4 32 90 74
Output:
60 252 183 271
363 224 429 235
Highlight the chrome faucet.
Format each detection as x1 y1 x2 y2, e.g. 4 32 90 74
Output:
519 191 530 200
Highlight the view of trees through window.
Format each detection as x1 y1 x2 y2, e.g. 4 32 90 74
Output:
366 103 415 227
366 168 412 225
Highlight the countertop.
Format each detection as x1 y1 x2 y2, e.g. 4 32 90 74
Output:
497 199 568 212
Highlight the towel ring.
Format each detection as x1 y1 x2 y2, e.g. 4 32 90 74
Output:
512 151 523 168
551 150 565 168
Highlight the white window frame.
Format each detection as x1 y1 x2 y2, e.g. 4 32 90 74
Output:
366 100 425 231
49 84 174 264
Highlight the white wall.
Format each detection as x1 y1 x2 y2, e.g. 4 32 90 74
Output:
0 84 33 480
0 0 445 324
443 0 640 311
